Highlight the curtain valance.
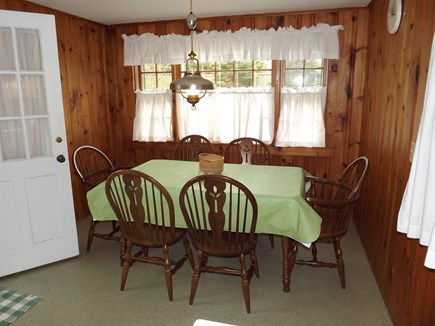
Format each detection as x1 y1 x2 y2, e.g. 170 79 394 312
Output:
123 24 343 66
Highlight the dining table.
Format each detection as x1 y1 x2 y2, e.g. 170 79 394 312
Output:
86 159 321 292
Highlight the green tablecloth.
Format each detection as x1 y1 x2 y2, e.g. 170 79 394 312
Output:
87 159 321 244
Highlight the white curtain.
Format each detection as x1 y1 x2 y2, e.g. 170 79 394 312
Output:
275 87 326 147
0 27 49 162
125 24 342 145
123 24 343 65
132 90 174 142
397 33 435 269
176 87 274 144
0 27 15 70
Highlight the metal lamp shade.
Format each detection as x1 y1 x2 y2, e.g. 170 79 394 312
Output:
170 71 214 92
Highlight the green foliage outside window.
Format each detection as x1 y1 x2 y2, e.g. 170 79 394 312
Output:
284 59 324 87
197 60 272 88
140 63 172 89
138 59 324 90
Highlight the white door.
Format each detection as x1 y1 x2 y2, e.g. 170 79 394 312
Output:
0 10 79 277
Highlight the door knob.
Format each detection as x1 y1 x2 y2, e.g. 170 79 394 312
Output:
57 154 66 163
55 136 63 143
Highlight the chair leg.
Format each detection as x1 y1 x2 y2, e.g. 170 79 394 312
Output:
250 250 259 278
311 242 318 262
239 254 251 313
189 250 204 305
333 237 346 289
142 246 149 257
111 220 118 233
162 245 173 301
87 220 97 252
182 235 195 269
268 234 275 248
288 240 298 276
119 237 127 266
120 241 132 291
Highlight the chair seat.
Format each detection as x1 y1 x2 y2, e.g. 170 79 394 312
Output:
124 224 187 247
193 231 257 257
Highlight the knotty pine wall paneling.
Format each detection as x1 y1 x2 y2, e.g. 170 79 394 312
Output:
108 8 369 182
0 0 113 220
359 0 435 324
2 0 434 324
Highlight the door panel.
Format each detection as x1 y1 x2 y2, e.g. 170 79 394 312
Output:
0 10 79 276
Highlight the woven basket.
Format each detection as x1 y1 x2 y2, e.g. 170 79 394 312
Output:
199 153 224 174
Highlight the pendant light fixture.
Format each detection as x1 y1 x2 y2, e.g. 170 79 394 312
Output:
170 0 214 110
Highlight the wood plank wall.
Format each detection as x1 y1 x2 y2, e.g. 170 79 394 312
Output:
108 8 369 184
5 0 435 324
359 0 435 325
0 0 113 220
0 1 369 221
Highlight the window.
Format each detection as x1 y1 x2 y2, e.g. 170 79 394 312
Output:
132 64 174 142
132 59 327 147
177 60 274 143
198 60 272 88
134 59 325 90
134 63 173 90
276 59 327 147
283 59 325 87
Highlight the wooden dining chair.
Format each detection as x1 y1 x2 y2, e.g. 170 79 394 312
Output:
173 134 215 161
337 156 369 199
223 137 275 248
290 156 369 288
72 145 120 252
179 174 259 313
223 137 271 165
105 170 194 301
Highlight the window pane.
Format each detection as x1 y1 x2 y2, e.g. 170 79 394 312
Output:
201 72 216 84
26 118 51 158
196 60 272 88
142 64 156 72
236 71 252 87
199 62 214 71
139 64 173 90
305 59 323 68
216 72 233 88
215 61 232 70
285 70 303 87
142 74 157 89
0 27 15 70
16 29 42 71
157 73 172 89
0 120 26 160
286 60 304 68
255 71 272 87
158 64 172 72
21 75 47 115
234 60 252 70
0 75 20 117
305 70 323 87
254 60 272 70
